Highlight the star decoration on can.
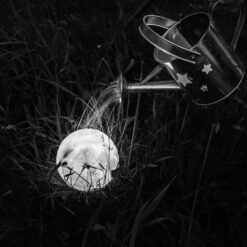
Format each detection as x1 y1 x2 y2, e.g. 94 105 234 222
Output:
176 73 193 87
202 64 213 74
200 85 208 92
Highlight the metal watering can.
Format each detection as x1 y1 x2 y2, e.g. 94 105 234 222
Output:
118 0 246 106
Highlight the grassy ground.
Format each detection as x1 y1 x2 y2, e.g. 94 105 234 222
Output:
1 0 247 246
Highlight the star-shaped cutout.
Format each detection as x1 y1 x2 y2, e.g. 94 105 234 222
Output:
176 73 193 87
200 85 208 92
202 64 213 74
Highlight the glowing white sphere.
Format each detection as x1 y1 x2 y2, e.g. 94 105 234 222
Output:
56 128 119 191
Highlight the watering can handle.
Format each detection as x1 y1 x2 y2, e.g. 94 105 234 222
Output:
139 15 200 64
210 0 246 50
139 1 245 64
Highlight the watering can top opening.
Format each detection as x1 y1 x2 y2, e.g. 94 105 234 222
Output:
119 0 246 106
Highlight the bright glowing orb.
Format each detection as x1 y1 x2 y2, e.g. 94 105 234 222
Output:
56 128 119 191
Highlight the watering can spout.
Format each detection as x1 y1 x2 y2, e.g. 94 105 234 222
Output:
126 80 181 92
117 74 181 97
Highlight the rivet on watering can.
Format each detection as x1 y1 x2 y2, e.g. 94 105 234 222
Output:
191 55 196 60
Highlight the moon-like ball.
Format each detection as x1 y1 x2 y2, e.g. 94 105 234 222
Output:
56 128 119 191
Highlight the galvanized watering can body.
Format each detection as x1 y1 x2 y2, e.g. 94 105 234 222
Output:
124 0 246 106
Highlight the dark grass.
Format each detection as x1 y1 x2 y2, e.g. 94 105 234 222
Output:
1 0 247 246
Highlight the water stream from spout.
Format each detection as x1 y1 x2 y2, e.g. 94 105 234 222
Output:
83 80 122 130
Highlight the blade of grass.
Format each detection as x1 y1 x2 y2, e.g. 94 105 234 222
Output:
126 63 144 170
129 176 176 247
126 63 163 169
141 175 176 219
129 200 149 247
186 123 216 247
81 200 104 247
123 0 151 27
